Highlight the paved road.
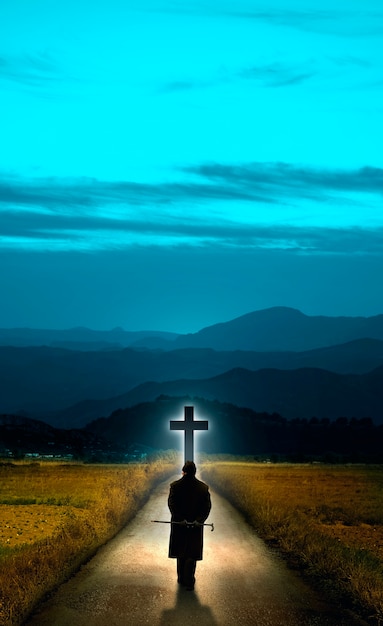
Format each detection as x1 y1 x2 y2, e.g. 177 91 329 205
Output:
25 476 367 626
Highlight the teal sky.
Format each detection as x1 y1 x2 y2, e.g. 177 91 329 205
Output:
1 0 383 332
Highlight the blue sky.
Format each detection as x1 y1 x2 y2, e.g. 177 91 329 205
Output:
1 0 383 332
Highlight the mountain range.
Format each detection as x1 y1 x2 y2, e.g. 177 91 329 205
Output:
173 307 383 351
0 326 178 350
1 307 383 430
3 306 383 352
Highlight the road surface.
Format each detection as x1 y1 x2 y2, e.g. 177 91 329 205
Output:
25 476 367 626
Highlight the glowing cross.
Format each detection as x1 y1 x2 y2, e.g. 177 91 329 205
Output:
170 406 208 464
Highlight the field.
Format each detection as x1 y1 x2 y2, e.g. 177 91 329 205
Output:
2 460 383 626
202 462 383 625
0 458 177 626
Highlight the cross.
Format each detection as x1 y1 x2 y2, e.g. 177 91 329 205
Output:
170 406 208 464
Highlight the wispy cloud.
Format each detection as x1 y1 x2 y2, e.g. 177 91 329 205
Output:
1 163 382 253
1 219 382 256
161 60 315 93
182 162 383 200
328 55 373 68
2 163 382 212
239 63 315 87
0 174 261 210
0 51 64 94
229 8 383 37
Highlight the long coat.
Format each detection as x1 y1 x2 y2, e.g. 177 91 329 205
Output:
168 474 211 561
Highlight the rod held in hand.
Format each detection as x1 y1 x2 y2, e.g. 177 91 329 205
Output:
151 520 214 531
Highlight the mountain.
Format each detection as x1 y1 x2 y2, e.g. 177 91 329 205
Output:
33 363 383 429
85 396 383 460
85 366 383 425
2 338 383 420
3 400 382 461
85 396 283 454
0 326 178 350
0 414 123 459
2 307 383 429
3 307 383 353
173 307 383 351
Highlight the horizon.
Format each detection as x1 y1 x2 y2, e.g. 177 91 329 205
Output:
1 0 383 334
1 304 383 335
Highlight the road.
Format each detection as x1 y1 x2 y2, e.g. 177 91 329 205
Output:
25 476 367 626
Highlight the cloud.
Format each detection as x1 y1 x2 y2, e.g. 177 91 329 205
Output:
1 164 382 214
229 8 383 38
183 162 383 196
157 3 383 38
0 51 63 92
329 55 373 68
239 63 315 87
1 163 382 254
0 172 269 212
2 218 382 256
161 61 315 94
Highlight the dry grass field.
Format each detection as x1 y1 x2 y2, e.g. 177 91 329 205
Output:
202 462 383 625
3 459 382 625
0 459 177 626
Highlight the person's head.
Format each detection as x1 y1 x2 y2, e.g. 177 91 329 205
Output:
182 460 196 476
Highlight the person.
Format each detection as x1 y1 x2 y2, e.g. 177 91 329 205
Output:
168 460 211 590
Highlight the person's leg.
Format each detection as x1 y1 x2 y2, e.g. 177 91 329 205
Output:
184 558 196 590
177 557 186 584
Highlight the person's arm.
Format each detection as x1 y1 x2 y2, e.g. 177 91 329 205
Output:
197 488 211 524
168 484 183 520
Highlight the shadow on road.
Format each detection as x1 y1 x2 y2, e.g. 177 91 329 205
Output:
159 587 218 625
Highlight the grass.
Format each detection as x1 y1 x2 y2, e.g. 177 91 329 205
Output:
201 462 383 625
0 458 177 626
3 458 382 625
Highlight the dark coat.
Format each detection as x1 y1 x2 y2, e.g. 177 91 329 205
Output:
168 474 211 561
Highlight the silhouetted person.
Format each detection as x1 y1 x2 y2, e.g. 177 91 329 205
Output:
168 460 211 590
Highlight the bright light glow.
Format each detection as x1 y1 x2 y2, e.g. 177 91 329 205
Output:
167 402 212 464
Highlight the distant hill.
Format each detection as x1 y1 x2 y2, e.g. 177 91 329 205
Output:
2 307 383 429
0 327 178 350
3 307 383 353
85 396 383 460
174 307 383 351
3 399 383 461
84 366 383 425
85 396 287 454
2 339 383 421
0 414 122 459
36 364 383 429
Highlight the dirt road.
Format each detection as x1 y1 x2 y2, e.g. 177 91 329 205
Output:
25 476 367 626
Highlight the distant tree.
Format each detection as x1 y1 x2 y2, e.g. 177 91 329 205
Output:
336 417 349 427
